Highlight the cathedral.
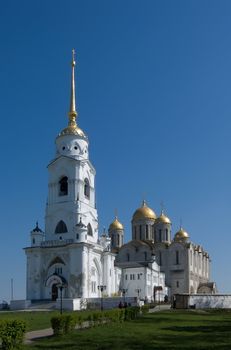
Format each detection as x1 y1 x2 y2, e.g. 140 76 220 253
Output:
24 52 215 308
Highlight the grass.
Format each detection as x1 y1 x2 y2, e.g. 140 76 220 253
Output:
22 309 231 349
0 311 58 331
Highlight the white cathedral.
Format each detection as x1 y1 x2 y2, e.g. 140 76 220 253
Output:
24 52 216 308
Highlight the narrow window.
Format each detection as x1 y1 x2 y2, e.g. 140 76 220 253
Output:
144 252 147 261
125 274 128 280
165 229 168 241
117 235 120 246
32 238 35 244
146 225 149 239
59 176 68 196
55 267 62 275
84 178 90 198
55 220 68 234
139 225 142 240
159 229 161 242
134 226 137 239
127 253 130 261
87 223 93 236
76 233 79 240
176 251 179 265
176 281 179 288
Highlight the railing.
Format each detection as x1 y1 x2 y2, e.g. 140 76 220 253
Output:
41 239 74 247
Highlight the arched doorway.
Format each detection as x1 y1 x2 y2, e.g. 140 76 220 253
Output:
51 284 58 301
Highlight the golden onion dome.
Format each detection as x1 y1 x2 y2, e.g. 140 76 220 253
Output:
155 211 171 224
132 200 156 221
59 124 86 138
109 217 124 231
174 227 189 241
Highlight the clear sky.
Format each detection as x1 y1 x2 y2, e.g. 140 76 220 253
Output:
1 0 231 301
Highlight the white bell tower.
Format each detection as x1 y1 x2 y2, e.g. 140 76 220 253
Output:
45 50 98 245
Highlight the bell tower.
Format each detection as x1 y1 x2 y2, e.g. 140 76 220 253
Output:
45 50 98 244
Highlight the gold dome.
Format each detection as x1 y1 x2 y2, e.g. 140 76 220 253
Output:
156 211 171 224
59 123 86 138
109 217 124 231
132 200 156 221
174 227 189 241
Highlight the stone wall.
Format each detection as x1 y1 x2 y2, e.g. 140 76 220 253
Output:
174 294 231 309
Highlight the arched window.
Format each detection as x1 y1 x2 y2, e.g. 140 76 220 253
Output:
159 229 162 242
84 178 90 198
139 225 142 240
87 223 93 236
55 220 68 234
59 176 68 196
165 229 168 241
176 251 179 265
146 225 149 239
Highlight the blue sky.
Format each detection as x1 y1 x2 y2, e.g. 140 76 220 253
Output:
1 0 231 301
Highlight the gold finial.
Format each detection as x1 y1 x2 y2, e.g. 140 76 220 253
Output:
114 208 118 220
160 200 164 214
58 50 86 138
69 49 77 122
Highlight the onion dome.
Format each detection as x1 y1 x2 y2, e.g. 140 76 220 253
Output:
132 200 156 221
58 49 87 139
174 227 189 241
109 217 124 231
31 222 43 233
155 210 171 224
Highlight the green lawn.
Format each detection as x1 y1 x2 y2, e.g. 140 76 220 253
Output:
23 310 231 349
0 311 58 331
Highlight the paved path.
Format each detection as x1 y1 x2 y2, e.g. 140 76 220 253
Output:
25 305 172 344
149 304 171 313
25 328 53 344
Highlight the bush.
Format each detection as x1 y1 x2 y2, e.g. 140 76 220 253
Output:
141 304 150 314
51 314 77 336
125 306 140 321
77 314 83 329
0 319 26 350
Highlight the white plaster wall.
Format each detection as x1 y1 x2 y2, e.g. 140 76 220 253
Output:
189 295 231 309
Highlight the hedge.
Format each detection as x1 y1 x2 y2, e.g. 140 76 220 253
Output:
51 306 148 337
51 314 77 336
0 319 26 350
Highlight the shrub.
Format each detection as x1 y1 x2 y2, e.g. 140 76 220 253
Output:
51 314 77 336
64 314 77 334
141 304 150 314
87 313 94 327
77 314 83 329
125 306 140 321
0 319 26 350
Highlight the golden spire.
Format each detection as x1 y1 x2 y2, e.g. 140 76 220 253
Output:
59 49 86 137
68 49 77 123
